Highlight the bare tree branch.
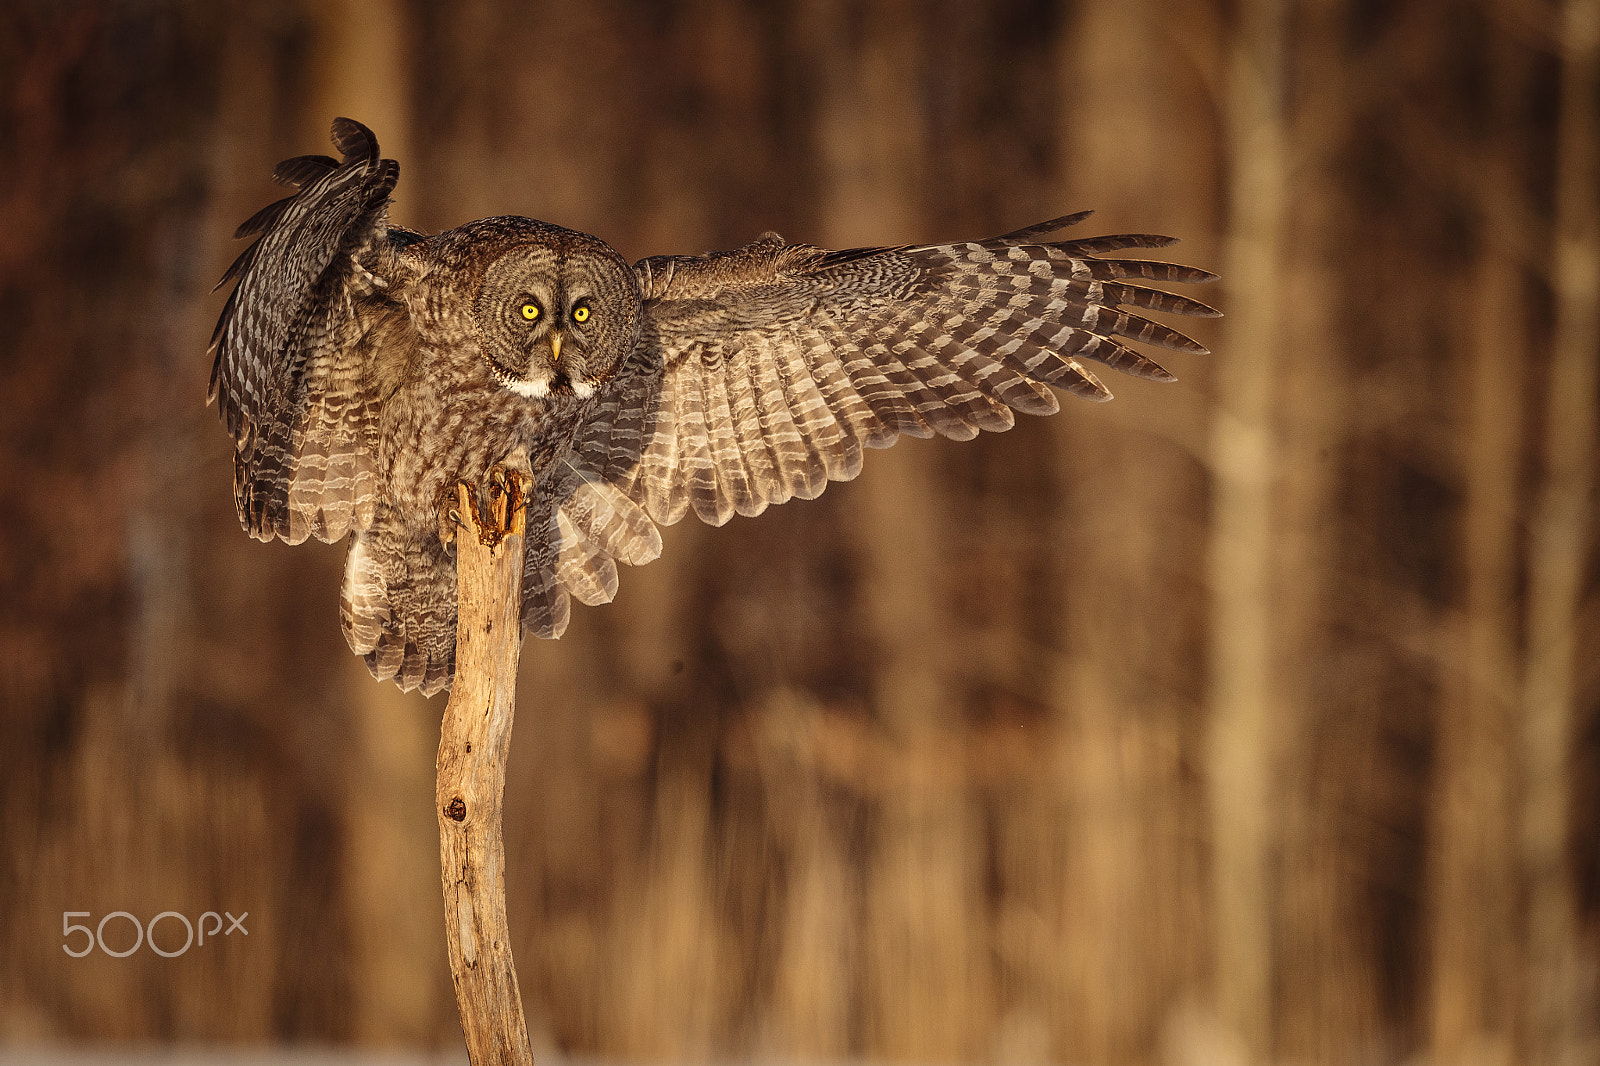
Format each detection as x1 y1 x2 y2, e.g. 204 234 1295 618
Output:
437 467 536 1065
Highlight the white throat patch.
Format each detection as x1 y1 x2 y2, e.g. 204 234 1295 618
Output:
504 376 551 400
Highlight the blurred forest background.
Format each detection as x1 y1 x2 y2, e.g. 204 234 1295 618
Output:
1 0 1597 1064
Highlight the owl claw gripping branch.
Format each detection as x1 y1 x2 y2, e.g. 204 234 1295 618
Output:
208 117 1220 696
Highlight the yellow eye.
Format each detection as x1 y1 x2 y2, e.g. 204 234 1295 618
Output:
520 303 540 321
572 304 591 324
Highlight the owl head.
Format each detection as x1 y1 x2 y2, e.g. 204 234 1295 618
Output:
472 221 639 400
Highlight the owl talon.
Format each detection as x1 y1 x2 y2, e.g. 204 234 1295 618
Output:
439 508 462 549
436 485 466 551
482 464 530 537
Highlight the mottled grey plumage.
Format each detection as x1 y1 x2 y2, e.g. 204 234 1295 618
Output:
210 119 1220 695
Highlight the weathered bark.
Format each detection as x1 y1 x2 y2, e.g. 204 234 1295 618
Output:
437 468 535 1065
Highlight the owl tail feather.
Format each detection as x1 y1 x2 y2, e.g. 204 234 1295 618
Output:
337 476 648 696
341 524 458 697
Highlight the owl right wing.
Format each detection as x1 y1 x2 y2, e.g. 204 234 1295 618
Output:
208 117 421 546
565 213 1219 539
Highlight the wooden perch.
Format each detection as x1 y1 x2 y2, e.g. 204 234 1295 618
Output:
436 466 536 1065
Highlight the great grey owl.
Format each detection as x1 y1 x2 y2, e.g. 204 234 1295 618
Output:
210 118 1219 696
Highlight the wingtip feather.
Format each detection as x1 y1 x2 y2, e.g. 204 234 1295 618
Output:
990 210 1096 244
330 117 379 162
271 154 340 188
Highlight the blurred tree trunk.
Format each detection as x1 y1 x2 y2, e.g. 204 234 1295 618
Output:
1522 0 1600 1059
308 0 413 163
1053 3 1219 1062
1268 0 1376 1058
1428 20 1528 1064
1209 0 1288 1059
802 2 991 1059
307 0 446 1045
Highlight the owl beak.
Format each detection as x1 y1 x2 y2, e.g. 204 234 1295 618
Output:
548 331 563 364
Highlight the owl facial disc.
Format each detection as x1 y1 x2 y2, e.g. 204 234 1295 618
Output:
471 223 641 402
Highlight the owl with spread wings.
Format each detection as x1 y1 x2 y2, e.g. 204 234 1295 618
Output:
209 118 1219 695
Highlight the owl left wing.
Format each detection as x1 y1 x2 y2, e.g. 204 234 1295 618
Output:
566 212 1218 533
208 117 421 545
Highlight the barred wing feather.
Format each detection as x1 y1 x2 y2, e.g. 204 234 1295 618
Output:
570 212 1219 531
207 117 414 545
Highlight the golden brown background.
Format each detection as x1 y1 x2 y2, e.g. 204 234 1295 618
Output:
1 1 1597 1063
